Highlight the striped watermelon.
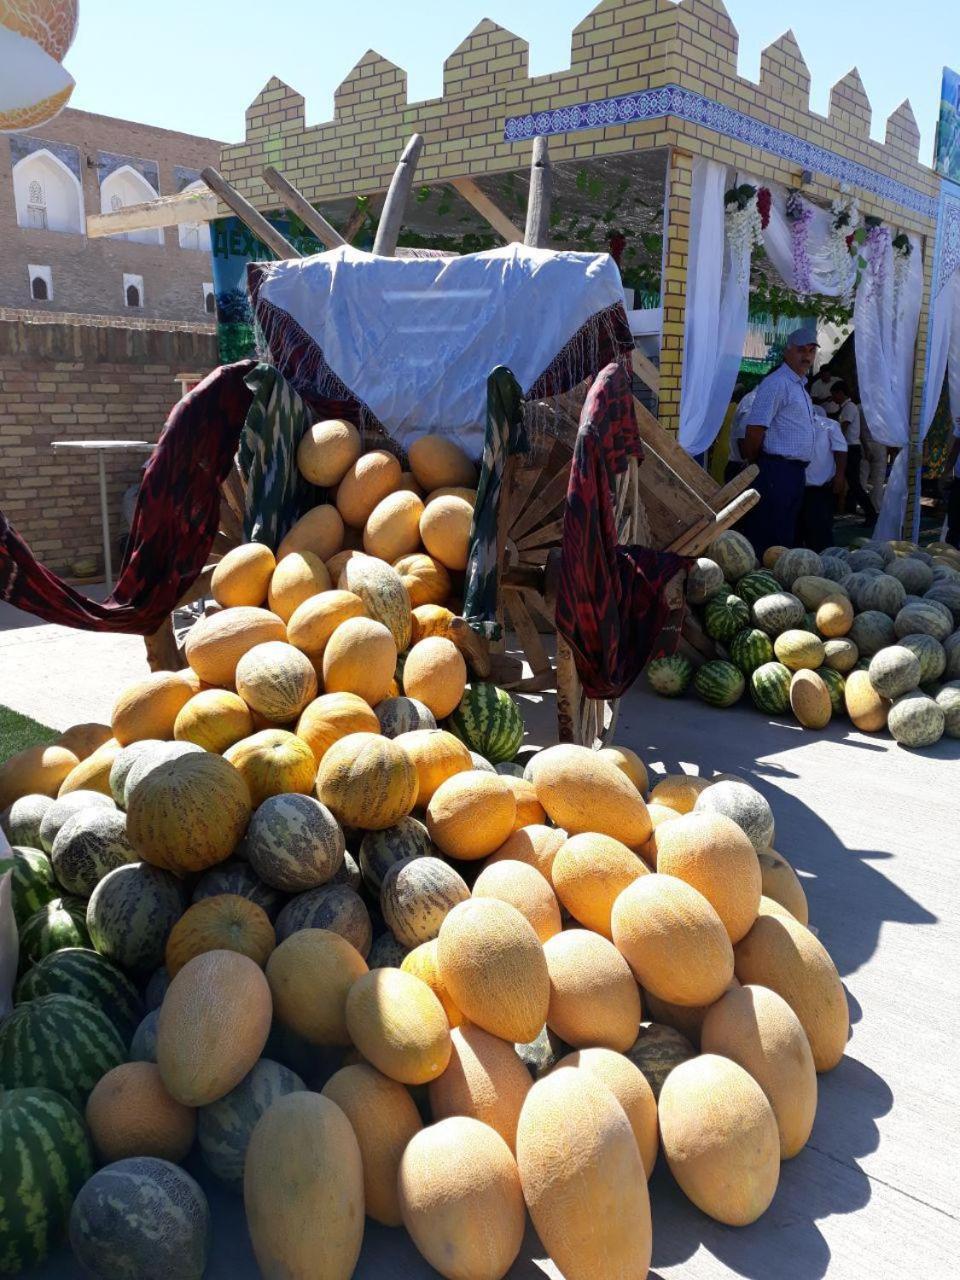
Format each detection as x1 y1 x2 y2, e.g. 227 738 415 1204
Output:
374 696 437 738
751 592 805 637
646 655 693 697
68 1158 210 1280
925 582 960 624
898 633 947 683
815 667 846 715
197 1059 306 1189
15 949 143 1042
129 1010 160 1063
447 683 524 764
38 792 114 854
857 574 906 617
3 795 53 849
192 860 285 922
50 809 138 898
0 994 126 1108
734 570 780 606
710 530 757 581
703 593 750 643
18 897 90 967
692 660 744 707
895 600 953 643
749 662 792 715
0 1087 94 1275
0 846 58 926
820 555 848 583
86 863 186 974
245 793 345 893
274 884 372 956
729 628 775 675
358 816 434 894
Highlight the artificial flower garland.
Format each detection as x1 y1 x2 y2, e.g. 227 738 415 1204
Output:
828 185 860 305
786 190 815 294
724 183 768 286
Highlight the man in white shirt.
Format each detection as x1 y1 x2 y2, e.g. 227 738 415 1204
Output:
799 411 847 551
942 421 960 547
831 381 876 525
725 388 756 482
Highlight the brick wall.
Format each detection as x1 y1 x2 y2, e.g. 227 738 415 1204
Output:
0 315 218 574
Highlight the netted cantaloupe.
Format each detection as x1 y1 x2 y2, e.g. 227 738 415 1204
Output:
393 553 451 608
157 951 272 1107
428 1023 532 1152
296 419 361 486
85 1061 196 1163
393 729 472 807
757 848 809 924
734 912 848 1071
816 593 854 637
408 435 477 491
471 859 561 943
636 801 683 867
335 450 402 528
57 723 113 762
165 894 276 978
402 938 463 1027
223 729 317 809
658 1054 780 1225
172 689 252 754
402 637 467 720
527 745 651 846
437 899 549 1043
316 731 417 830
363 490 425 562
551 832 649 938
110 671 199 746
244 1092 363 1280
701 983 817 1159
844 668 890 732
184 607 287 688
276 504 345 562
266 550 332 622
425 485 477 506
381 856 470 948
485 824 567 884
286 590 366 662
345 967 451 1084
555 1047 658 1178
544 928 642 1052
321 616 397 707
419 495 473 571
410 603 456 644
266 928 368 1045
516 1070 652 1280
211 542 277 608
501 775 546 829
295 691 380 766
611 873 734 1006
321 1063 422 1226
597 745 648 793
653 812 761 944
235 641 318 723
57 744 121 798
399 1117 525 1280
790 669 832 729
426 770 516 860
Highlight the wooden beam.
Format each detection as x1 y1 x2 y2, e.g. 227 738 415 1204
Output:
201 167 299 260
524 136 552 249
373 134 424 257
86 188 218 239
630 347 661 397
261 166 345 250
450 177 523 243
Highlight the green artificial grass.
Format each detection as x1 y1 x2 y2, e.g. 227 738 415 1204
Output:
0 705 59 766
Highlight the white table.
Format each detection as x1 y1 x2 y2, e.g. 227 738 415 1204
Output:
51 439 156 591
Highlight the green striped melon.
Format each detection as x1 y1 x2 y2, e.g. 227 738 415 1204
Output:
888 557 933 593
0 994 125 1108
751 592 804 637
749 662 792 715
197 1059 306 1189
848 611 896 658
703 594 750 644
822 637 860 673
86 863 186 974
339 553 413 651
374 696 437 738
857 574 906 617
935 683 960 737
274 884 372 956
887 692 945 748
191 860 285 922
129 1010 159 1063
819 555 848 583
15 949 143 1042
847 547 885 572
711 531 757 582
815 667 846 715
773 548 822 588
3 794 53 849
693 661 744 708
686 558 724 604
333 850 362 892
245 793 345 893
18 897 90 967
646 655 693 697
68 1158 210 1280
945 633 960 680
0 846 58 926
38 792 114 854
894 601 953 643
867 646 921 699
625 1023 696 1100
381 855 471 948
447 684 524 764
359 817 434 894
924 583 960 624
734 569 780 606
0 1088 93 1275
108 740 166 808
50 808 137 898
729 628 775 676
791 575 848 609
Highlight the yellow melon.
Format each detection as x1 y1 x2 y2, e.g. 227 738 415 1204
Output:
165 894 276 978
401 939 463 1028
528 745 652 847
276 504 345 562
392 729 472 807
397 470 423 497
173 689 254 753
408 436 477 491
425 486 476 507
555 1047 658 1178
658 1054 781 1225
315 731 418 830
325 548 364 582
157 950 272 1106
551 832 649 938
266 551 332 622
322 1063 423 1226
410 603 456 644
471 859 561 943
56 723 113 761
235 641 318 722
267 928 368 1045
485 824 567 884
774 629 826 671
419 495 473 571
321 616 397 706
286 589 367 662
543 928 642 1052
652 812 761 944
516 1070 652 1280
57 743 121 797
428 1023 532 1152
437 898 549 1044
757 894 797 921
757 848 809 924
110 671 199 745
790 669 831 729
345 967 451 1084
223 729 317 808
85 1062 196 1164
184 607 287 687
402 636 466 720
363 490 425 562
733 912 849 1071
637 800 683 867
393 553 452 608
399 1117 524 1280
701 983 817 1159
597 745 648 794
295 691 380 766
501 775 546 829
296 419 361 486
336 553 412 652
647 773 713 814
211 543 276 608
611 873 734 1006
844 669 890 732
336 450 402 528
426 771 517 860
816 593 854 637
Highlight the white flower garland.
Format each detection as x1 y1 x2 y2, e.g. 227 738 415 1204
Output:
725 191 763 288
827 187 860 306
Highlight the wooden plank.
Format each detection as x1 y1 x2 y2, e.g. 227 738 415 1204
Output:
373 134 424 257
86 188 219 238
632 395 717 504
712 463 759 509
201 167 299 260
524 136 552 248
504 589 551 677
516 517 564 552
630 347 661 396
450 178 523 243
509 462 571 542
261 167 345 249
670 488 759 557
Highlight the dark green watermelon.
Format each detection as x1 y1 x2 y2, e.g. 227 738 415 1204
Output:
447 683 524 763
15 948 143 1042
0 994 126 1108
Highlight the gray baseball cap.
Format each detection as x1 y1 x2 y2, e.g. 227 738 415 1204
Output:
786 325 819 348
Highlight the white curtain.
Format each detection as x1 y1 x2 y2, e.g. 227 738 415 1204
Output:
678 158 751 457
755 182 855 299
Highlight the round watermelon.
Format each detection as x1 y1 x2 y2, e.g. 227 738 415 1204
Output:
18 897 90 967
734 569 780 606
3 795 53 850
888 691 945 748
685 557 724 605
935 683 960 737
898 633 947 684
0 1087 93 1275
15 949 143 1042
69 1158 210 1280
274 884 372 956
646 655 693 697
245 793 345 893
50 808 137 898
128 1010 160 1063
0 846 58 926
358 817 434 894
0 994 126 1108
815 667 846 715
703 593 750 644
191 860 285 922
849 610 897 658
692 660 744 708
749 662 792 715
38 792 114 855
86 863 185 974
895 600 953 642
729 628 775 676
373 696 437 738
773 547 823 588
447 683 524 763
710 530 757 582
197 1059 307 1190
751 592 805 637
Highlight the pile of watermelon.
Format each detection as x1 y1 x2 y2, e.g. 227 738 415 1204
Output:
646 530 960 750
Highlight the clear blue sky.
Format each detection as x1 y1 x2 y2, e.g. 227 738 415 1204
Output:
67 0 956 161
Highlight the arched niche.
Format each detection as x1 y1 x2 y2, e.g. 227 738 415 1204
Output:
178 179 212 252
12 149 84 234
100 164 163 246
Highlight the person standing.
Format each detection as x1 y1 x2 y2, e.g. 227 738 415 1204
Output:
861 417 888 511
738 327 819 555
942 420 960 547
831 381 876 525
799 410 847 551
724 387 756 483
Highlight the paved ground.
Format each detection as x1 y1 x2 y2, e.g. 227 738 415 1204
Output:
4 612 958 1279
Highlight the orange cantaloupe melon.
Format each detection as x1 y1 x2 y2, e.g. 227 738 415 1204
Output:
321 1063 423 1226
419 495 473 571
321 616 397 706
410 603 456 644
363 490 425 562
164 893 276 978
393 728 473 807
816 593 854 637
325 547 364 582
296 419 361 487
57 743 121 797
397 470 423 496
428 1023 532 1153
85 1061 196 1164
554 1047 659 1178
401 939 463 1028
345 967 452 1085
844 668 891 732
295 691 380 766
223 729 317 809
184 606 287 687
527 745 652 847
658 1054 781 1225
408 436 477 491
611 873 734 1007
597 745 648 794
402 636 466 720
500 775 547 829
315 731 418 830
425 486 476 507
173 688 254 753
426 770 516 861
647 773 714 814
636 801 683 867
157 950 272 1107
110 671 200 745
235 641 318 723
286 589 366 663
516 1070 653 1280
276 504 345 562
392 553 452 608
437 898 549 1044
551 832 649 938
471 859 561 943
266 550 332 622
757 848 809 924
56 722 113 761
485 824 567 884
267 928 369 1045
211 543 277 608
652 812 761 944
756 894 797 921
336 450 403 528
543 928 642 1052
790 669 832 729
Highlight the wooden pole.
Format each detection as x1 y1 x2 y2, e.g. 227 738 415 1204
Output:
261 167 346 250
373 134 424 257
200 167 300 260
450 177 523 243
524 136 552 249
